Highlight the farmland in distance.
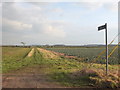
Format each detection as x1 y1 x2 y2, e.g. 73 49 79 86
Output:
46 46 118 65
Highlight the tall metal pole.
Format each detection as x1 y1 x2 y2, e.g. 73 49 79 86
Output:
105 23 108 75
98 23 108 75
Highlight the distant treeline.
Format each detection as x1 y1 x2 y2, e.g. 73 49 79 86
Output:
41 45 117 48
1 44 118 48
1 45 31 48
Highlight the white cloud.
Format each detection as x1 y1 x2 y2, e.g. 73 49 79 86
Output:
2 2 66 44
104 3 118 12
75 2 103 11
28 2 50 6
31 20 66 38
2 0 119 3
74 1 118 11
3 18 32 31
43 24 66 37
80 0 118 2
51 8 63 13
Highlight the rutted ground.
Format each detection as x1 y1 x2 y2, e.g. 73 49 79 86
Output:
2 66 66 88
2 47 120 88
2 47 66 88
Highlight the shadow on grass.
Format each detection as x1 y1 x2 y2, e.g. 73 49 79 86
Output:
50 68 119 88
50 71 91 87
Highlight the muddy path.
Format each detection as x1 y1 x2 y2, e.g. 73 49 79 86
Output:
2 65 66 88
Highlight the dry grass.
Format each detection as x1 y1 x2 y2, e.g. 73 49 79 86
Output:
37 48 59 59
70 68 120 88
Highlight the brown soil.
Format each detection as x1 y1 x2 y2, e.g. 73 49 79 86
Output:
2 66 66 88
27 48 34 57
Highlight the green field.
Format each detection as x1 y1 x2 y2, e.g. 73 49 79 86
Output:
2 46 119 88
46 47 118 65
2 47 31 73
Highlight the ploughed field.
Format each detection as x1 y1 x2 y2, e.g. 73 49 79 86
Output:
2 47 120 88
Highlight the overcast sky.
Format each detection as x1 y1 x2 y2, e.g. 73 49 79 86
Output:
1 1 118 45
